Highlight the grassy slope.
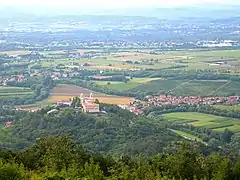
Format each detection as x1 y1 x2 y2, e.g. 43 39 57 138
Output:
0 86 33 97
214 105 240 111
163 112 240 133
169 129 205 144
131 80 240 96
38 49 240 72
187 50 240 58
95 78 162 91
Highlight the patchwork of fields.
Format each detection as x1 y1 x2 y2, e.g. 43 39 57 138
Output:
130 80 240 96
0 86 33 98
36 49 240 71
49 84 135 105
163 112 240 133
95 78 162 91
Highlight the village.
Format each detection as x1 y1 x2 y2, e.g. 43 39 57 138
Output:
120 94 240 115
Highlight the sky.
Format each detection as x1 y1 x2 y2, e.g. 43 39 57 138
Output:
0 0 239 8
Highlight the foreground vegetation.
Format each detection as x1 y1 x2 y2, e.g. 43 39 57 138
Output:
1 135 240 180
0 106 179 156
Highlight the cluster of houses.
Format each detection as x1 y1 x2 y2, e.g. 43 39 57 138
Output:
120 94 240 115
145 95 240 106
0 75 26 85
0 69 83 85
118 104 144 115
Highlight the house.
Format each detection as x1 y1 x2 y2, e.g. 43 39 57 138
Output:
5 122 13 127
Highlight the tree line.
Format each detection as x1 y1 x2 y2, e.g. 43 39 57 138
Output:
0 76 55 106
0 135 240 180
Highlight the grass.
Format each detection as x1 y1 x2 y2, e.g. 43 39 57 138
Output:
214 105 240 111
48 84 135 105
0 86 33 98
95 78 162 91
131 80 240 96
38 49 240 73
15 100 54 111
169 129 205 144
0 86 31 92
0 92 33 96
0 50 30 55
187 50 240 58
163 112 240 133
48 95 134 105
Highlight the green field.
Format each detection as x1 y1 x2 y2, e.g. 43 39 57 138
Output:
0 86 33 97
37 49 240 72
163 112 240 133
187 50 240 58
214 105 240 111
0 86 31 92
130 79 240 96
95 78 162 91
169 129 205 144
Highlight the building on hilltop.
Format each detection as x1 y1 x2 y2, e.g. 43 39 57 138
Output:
82 102 100 113
81 93 100 113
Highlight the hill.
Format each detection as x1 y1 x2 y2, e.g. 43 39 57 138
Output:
0 105 179 156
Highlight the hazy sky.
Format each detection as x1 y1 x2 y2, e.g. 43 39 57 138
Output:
0 0 239 8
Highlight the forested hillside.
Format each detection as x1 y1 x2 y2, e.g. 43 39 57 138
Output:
1 136 240 179
0 105 179 156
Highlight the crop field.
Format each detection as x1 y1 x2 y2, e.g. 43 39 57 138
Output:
49 84 135 105
130 79 240 96
35 49 240 73
0 50 30 55
169 129 205 144
48 95 134 105
214 105 240 111
163 112 240 133
0 86 33 97
50 84 98 96
187 50 240 58
95 78 162 91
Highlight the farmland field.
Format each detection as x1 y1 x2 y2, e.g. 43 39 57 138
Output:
95 78 162 91
187 50 240 58
49 84 135 105
214 105 240 111
0 50 30 55
50 84 98 96
163 112 240 133
34 49 240 73
130 80 240 96
169 129 205 144
0 86 33 97
15 100 53 111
